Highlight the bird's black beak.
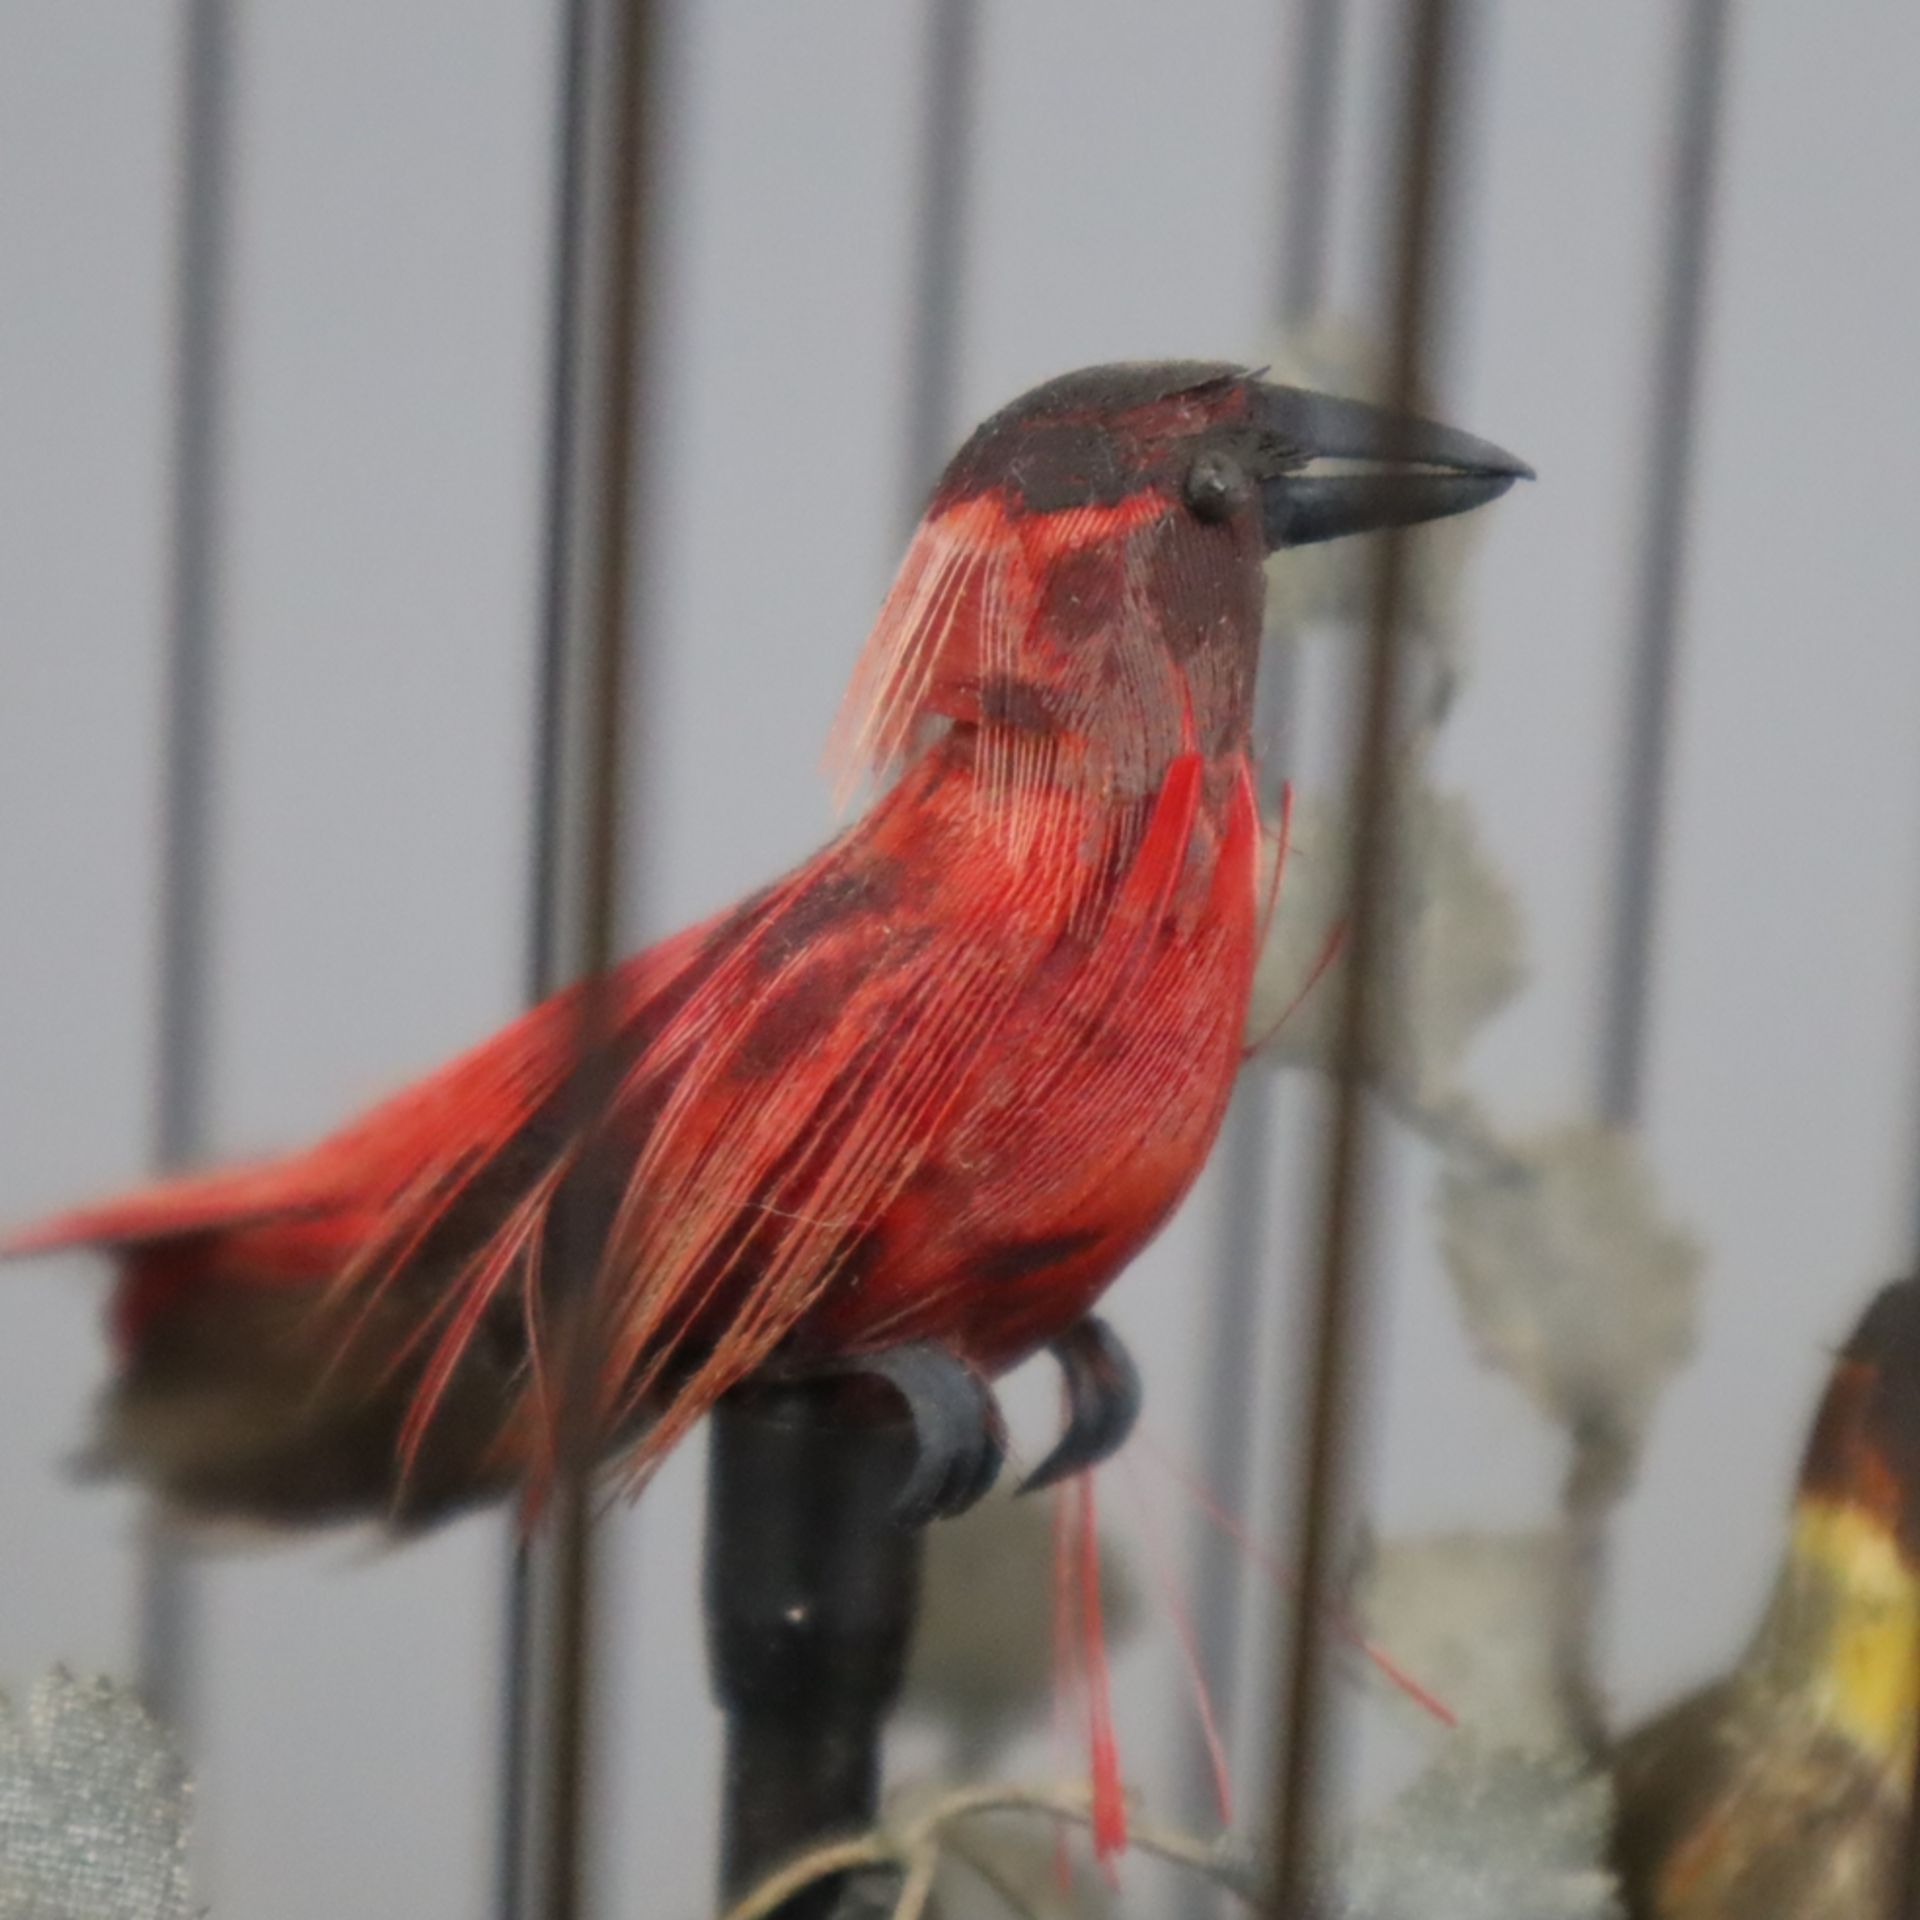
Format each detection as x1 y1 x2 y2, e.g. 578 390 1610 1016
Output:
1254 383 1531 551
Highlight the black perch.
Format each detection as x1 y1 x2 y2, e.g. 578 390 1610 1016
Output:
706 1384 927 1919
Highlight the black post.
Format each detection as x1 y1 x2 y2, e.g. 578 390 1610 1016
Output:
706 1386 926 1918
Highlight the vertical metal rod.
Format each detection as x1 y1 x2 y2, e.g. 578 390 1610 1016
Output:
900 0 979 517
1556 0 1732 1760
493 2 597 1914
487 2 661 1916
140 0 236 1737
1596 0 1731 1128
1179 0 1343 1869
1275 0 1344 334
1263 5 1459 1911
539 0 657 1889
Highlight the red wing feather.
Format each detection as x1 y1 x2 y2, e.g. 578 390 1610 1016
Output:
363 739 1227 1497
591 749 1228 1476
591 784 1087 1473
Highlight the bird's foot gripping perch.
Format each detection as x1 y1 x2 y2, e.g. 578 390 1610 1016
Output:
1018 1314 1141 1495
812 1314 1141 1526
813 1341 1008 1528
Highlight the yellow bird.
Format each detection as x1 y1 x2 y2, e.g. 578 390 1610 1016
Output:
1613 1277 1920 1917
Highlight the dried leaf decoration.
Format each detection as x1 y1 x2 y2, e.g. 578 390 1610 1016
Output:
1248 773 1527 1109
1438 1125 1700 1466
1354 1530 1583 1752
1324 1737 1622 1920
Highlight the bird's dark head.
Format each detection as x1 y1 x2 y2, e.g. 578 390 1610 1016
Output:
835 360 1526 797
1797 1277 1920 1565
931 359 1529 551
1769 1277 1920 1757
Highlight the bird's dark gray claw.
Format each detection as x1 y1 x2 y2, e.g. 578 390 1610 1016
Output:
853 1342 1006 1527
1018 1316 1141 1494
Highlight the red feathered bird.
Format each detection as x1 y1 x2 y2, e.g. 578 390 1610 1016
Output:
5 362 1524 1531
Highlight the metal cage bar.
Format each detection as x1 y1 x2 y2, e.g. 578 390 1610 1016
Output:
1555 0 1735 1758
900 0 980 519
140 0 238 1738
1262 3 1466 1909
489 2 663 1915
492 0 598 1911
1597 0 1733 1131
1181 2 1345 1872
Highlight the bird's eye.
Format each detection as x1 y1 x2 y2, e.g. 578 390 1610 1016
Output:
1183 448 1252 524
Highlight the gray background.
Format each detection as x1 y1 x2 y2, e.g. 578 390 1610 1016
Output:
4 3 1920 1914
